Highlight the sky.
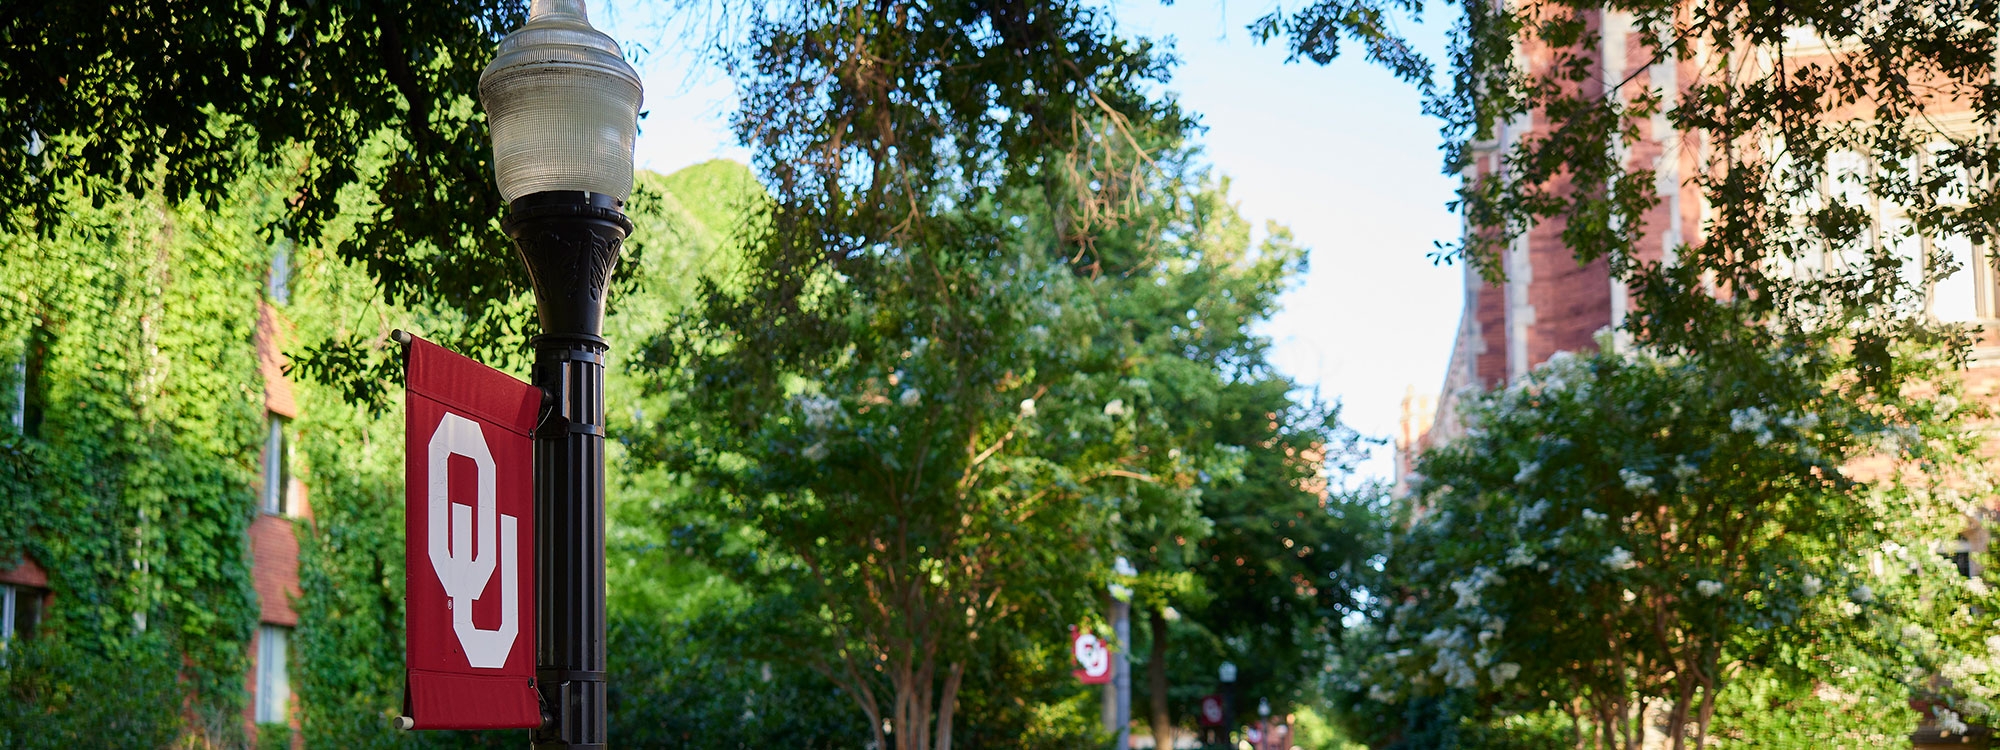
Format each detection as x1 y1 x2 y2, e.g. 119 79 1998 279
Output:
598 1 1465 482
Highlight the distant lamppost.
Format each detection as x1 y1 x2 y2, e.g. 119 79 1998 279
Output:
1256 698 1272 750
1108 556 1137 749
1218 661 1237 746
480 1 642 747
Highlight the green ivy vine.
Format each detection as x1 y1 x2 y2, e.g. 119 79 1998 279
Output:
0 174 280 747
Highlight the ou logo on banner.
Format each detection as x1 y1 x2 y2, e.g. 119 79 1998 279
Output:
1071 626 1113 684
427 412 520 668
401 332 539 729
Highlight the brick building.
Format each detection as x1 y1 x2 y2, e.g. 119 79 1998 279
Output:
0 237 310 748
1402 11 2000 461
1393 12 2000 745
247 247 309 746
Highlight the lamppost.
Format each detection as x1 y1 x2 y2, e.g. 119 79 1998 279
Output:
480 1 642 747
1256 698 1271 750
1108 556 1136 749
1218 661 1237 747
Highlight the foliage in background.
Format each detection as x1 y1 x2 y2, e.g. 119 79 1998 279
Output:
1091 171 1379 737
0 0 542 361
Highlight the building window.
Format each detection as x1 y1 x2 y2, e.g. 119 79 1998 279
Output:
263 415 290 516
8 349 22 433
268 238 292 306
8 328 44 438
255 624 290 724
1 584 44 643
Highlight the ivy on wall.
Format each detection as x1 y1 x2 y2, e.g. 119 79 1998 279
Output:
0 178 278 746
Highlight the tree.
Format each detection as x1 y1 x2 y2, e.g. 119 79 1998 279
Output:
2 0 534 339
1331 340 1981 748
619 0 1218 747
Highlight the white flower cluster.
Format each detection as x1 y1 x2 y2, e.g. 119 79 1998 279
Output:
1936 707 1970 737
1504 544 1537 568
1581 508 1606 523
1514 460 1540 484
793 393 844 430
1802 574 1823 598
1729 406 1821 447
1103 398 1126 417
1696 580 1723 597
1417 615 1513 691
1602 546 1637 571
1516 500 1549 528
1730 407 1774 445
1423 628 1479 689
1018 398 1037 418
1619 468 1656 496
899 388 923 407
1532 351 1587 396
1450 567 1503 609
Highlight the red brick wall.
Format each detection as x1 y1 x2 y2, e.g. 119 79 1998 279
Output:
249 515 300 627
0 557 49 588
1529 229 1613 365
1474 276 1508 387
1458 7 1704 390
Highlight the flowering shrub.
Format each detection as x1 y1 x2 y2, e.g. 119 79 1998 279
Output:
1329 339 1985 748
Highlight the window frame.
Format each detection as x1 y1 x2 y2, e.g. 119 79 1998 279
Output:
1 583 44 644
267 238 293 306
254 623 291 724
263 415 290 516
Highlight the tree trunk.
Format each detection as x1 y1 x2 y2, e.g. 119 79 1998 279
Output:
1148 608 1172 749
934 661 965 750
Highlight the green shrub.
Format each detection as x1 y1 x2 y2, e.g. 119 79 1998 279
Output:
256 722 293 750
0 634 180 749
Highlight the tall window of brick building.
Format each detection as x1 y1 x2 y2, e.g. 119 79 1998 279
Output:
267 238 292 306
1922 141 1987 322
254 624 290 724
1811 143 1991 322
263 415 290 516
1 584 44 643
7 328 45 438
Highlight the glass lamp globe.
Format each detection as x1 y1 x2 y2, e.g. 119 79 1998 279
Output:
480 0 643 204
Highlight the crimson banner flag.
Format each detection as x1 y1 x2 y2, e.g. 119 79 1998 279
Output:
1198 695 1225 727
1071 626 1113 685
403 333 542 729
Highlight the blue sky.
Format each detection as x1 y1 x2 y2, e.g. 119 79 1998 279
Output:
599 1 1464 481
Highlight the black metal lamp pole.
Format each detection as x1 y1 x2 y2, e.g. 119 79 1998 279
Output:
509 191 629 748
480 1 642 748
1219 661 1237 748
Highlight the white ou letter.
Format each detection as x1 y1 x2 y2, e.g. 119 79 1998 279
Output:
428 412 520 668
1074 633 1109 677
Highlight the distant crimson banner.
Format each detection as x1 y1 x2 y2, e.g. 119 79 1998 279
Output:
1071 626 1112 685
1198 695 1225 727
403 334 542 729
